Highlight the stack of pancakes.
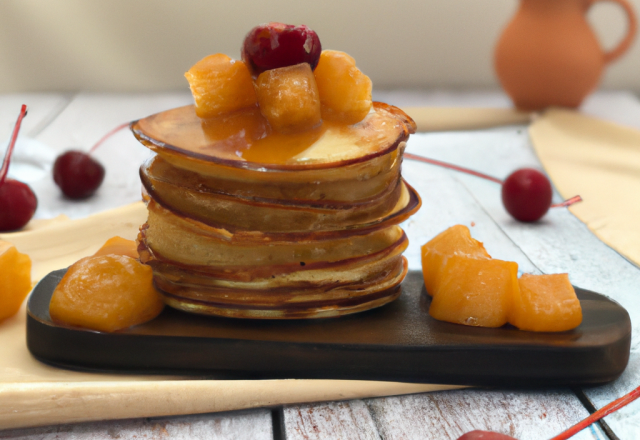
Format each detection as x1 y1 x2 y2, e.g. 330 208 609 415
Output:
132 102 420 319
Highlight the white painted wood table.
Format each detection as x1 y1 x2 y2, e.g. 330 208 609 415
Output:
1 91 639 439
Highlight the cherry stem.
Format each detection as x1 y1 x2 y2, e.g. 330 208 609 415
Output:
548 385 640 440
404 152 582 209
404 152 503 184
551 195 583 208
0 104 28 186
88 122 130 154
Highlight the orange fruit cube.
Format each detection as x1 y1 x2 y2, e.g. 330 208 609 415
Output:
421 225 491 296
314 50 372 124
49 255 164 332
255 63 322 133
429 255 518 327
509 273 582 332
0 240 32 322
185 53 257 118
93 236 139 259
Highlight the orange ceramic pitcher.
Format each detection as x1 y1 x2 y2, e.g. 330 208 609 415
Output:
494 0 637 111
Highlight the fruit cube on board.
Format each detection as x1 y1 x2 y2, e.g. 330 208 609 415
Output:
49 255 164 332
314 50 372 124
0 240 32 322
255 63 322 133
509 273 582 332
185 54 257 119
421 224 491 297
429 255 519 328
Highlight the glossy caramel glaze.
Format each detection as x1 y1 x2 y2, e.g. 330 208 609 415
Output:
131 102 415 171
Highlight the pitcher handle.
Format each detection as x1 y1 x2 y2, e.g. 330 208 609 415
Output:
590 0 638 64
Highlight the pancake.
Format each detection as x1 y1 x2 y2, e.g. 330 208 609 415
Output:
132 102 421 318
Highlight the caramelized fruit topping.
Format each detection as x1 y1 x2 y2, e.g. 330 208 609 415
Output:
49 255 164 332
0 240 32 322
184 24 383 138
185 54 257 119
314 50 372 124
255 63 322 133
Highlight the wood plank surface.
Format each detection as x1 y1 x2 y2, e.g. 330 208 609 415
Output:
284 401 379 440
366 389 606 440
0 409 274 440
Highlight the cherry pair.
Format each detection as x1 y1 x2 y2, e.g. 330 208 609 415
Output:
0 105 113 232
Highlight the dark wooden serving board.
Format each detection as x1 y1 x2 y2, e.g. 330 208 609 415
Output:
27 269 631 387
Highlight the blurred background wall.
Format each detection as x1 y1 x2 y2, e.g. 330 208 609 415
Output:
1 0 638 93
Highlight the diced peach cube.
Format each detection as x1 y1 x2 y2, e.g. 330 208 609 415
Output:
314 50 372 124
421 225 491 297
429 255 518 328
0 240 32 322
509 273 582 332
255 63 322 133
185 54 257 118
50 255 164 332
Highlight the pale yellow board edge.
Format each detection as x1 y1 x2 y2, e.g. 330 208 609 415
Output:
0 380 463 429
403 106 532 132
0 202 148 281
529 108 640 268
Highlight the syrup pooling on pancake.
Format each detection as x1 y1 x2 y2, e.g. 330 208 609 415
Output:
131 102 414 170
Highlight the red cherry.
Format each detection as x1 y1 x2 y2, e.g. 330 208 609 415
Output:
501 168 552 222
457 431 518 440
0 178 37 231
241 22 322 76
51 122 127 200
403 154 580 223
53 151 105 199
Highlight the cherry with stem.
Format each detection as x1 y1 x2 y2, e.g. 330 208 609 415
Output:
404 152 582 222
53 122 129 199
0 105 38 232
